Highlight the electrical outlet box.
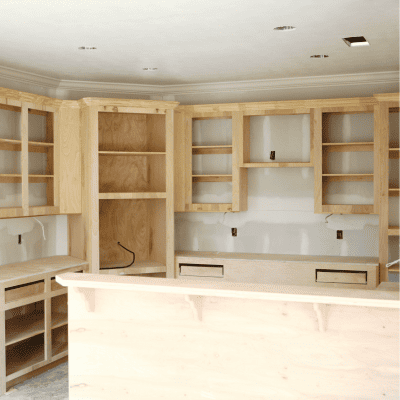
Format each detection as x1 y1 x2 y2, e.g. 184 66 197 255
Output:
337 230 343 240
232 228 237 237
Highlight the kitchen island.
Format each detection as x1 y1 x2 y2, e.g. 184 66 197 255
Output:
57 273 399 400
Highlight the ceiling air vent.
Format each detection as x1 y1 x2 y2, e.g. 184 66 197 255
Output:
342 36 370 47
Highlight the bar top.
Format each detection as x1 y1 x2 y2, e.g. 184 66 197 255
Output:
57 273 399 309
0 256 88 284
175 251 379 265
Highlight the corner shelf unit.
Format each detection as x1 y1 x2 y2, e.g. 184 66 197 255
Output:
0 256 89 395
314 105 378 214
81 99 178 277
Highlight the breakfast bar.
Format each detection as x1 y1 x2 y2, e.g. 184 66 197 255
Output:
58 273 399 400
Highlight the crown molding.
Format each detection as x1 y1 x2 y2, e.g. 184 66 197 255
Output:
0 65 61 89
0 65 398 98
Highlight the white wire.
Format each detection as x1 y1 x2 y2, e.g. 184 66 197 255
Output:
33 217 46 241
386 259 400 268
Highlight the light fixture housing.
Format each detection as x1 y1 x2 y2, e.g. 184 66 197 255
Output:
273 26 296 31
78 46 97 50
342 36 370 47
310 55 329 58
142 68 158 71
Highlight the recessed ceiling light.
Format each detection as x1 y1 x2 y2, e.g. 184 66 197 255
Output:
310 55 329 58
342 36 370 47
142 68 158 71
78 46 97 50
273 26 296 31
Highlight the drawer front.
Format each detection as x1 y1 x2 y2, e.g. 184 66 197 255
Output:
316 269 367 285
5 280 45 303
179 264 224 278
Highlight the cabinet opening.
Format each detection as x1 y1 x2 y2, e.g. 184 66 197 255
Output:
6 333 45 376
28 111 53 144
249 114 310 163
98 112 166 152
99 198 166 270
0 105 22 141
192 153 232 176
5 301 45 346
192 118 232 147
52 325 68 357
5 280 45 303
323 181 374 205
322 112 374 143
323 151 374 175
51 294 68 329
192 181 233 204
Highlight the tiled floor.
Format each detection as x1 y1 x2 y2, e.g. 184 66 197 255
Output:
1 363 68 400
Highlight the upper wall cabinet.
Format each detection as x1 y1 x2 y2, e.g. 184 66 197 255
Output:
174 107 247 212
313 101 379 214
0 89 81 218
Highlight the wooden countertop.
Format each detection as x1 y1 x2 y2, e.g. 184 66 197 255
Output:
0 256 88 284
57 273 399 308
175 251 379 265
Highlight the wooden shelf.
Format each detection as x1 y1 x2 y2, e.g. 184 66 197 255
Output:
51 312 68 329
0 139 53 153
192 174 232 183
243 162 312 168
99 151 166 156
0 174 22 183
6 312 44 346
192 145 232 155
99 192 167 200
389 188 400 196
388 226 400 236
52 341 68 357
322 174 374 182
28 175 54 184
322 142 374 152
389 148 400 159
100 260 166 275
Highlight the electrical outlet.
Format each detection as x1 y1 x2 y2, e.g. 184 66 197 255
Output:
270 151 275 160
337 230 343 240
232 228 237 237
18 234 22 245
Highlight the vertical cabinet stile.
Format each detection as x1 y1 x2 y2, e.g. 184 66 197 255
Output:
21 103 29 216
312 108 323 214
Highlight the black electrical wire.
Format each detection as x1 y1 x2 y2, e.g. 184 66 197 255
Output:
99 242 135 270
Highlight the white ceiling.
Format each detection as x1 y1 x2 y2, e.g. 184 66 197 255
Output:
1 0 398 85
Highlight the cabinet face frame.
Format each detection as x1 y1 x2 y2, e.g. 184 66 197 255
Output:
375 95 400 282
82 104 175 277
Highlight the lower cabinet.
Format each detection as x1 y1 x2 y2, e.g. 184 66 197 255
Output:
0 256 88 395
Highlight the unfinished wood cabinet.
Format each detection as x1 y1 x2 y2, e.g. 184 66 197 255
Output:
376 93 400 282
0 256 88 395
80 99 178 277
0 88 82 218
314 101 379 214
174 107 247 212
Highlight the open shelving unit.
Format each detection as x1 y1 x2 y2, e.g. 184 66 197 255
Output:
314 106 377 214
80 99 177 277
0 256 89 395
241 109 313 168
174 108 247 213
0 100 59 218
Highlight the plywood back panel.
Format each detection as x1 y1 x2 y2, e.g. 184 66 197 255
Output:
98 113 166 152
99 199 166 267
98 155 166 193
